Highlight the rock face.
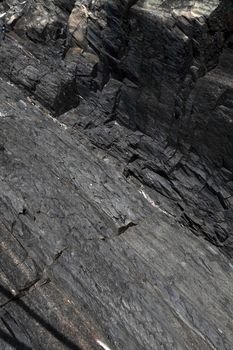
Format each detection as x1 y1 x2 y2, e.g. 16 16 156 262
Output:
0 0 233 349
73 0 233 253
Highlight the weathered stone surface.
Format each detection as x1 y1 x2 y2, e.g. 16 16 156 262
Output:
59 0 233 253
0 0 233 349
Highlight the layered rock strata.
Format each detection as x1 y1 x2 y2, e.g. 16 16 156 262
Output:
0 1 233 349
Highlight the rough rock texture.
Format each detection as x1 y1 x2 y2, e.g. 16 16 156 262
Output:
59 0 233 254
0 0 233 349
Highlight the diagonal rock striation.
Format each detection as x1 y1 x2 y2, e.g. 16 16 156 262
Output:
0 0 233 349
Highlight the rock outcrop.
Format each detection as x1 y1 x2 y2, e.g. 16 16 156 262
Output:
0 0 233 349
69 0 233 254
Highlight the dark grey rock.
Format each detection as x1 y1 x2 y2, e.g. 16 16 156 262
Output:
0 1 233 349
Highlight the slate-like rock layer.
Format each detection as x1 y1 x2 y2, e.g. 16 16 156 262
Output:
0 0 233 349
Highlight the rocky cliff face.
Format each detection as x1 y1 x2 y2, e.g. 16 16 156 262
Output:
0 1 233 349
71 0 233 253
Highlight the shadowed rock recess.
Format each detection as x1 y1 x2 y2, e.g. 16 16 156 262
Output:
0 0 233 349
